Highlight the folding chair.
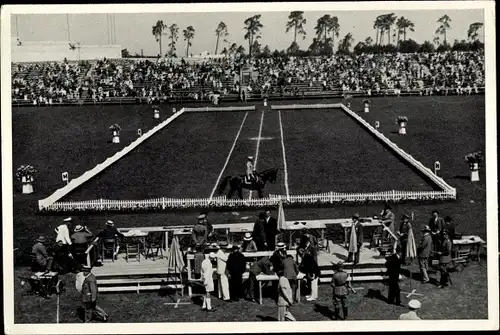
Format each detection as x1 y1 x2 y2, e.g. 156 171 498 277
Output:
101 239 116 263
145 233 164 261
125 237 141 262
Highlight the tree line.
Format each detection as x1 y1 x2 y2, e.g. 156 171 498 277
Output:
121 13 485 58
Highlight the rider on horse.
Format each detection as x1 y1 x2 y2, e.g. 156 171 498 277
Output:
246 156 257 183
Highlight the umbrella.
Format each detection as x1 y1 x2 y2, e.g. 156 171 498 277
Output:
277 201 287 245
348 223 358 255
166 236 185 296
405 225 418 293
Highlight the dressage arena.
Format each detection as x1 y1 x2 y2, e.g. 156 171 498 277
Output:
13 95 486 246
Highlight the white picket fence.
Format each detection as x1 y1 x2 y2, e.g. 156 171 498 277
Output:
183 106 255 112
270 103 342 110
41 189 455 212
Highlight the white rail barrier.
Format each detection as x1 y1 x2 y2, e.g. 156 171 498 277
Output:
37 109 185 210
270 103 342 110
183 106 255 112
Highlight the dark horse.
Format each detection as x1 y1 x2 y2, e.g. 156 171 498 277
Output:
218 168 279 199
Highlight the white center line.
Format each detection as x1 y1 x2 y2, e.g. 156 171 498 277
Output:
278 110 290 200
209 112 249 201
249 110 265 200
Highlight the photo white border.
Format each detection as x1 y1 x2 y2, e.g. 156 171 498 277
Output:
1 1 497 334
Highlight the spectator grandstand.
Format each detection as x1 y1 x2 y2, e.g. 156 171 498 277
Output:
11 50 484 106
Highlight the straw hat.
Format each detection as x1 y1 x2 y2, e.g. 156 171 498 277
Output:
208 252 216 259
219 241 228 248
276 242 286 249
248 156 254 160
210 243 219 249
352 213 360 219
408 300 421 309
421 225 431 232
106 220 114 226
74 225 84 232
63 217 72 222
243 232 253 241
36 236 47 243
198 213 207 220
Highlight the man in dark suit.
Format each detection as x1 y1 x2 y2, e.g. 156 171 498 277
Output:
442 216 456 243
429 210 445 252
80 266 108 322
226 245 247 301
347 214 363 264
264 207 279 251
252 212 268 251
437 230 452 288
97 220 124 260
417 225 433 283
282 254 299 302
247 256 273 302
385 248 403 306
380 204 396 243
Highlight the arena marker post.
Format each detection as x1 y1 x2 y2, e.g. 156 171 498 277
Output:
375 121 380 130
137 129 142 137
61 172 69 185
434 161 441 176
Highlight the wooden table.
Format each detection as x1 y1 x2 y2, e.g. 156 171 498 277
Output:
453 235 486 261
122 230 149 260
340 219 384 247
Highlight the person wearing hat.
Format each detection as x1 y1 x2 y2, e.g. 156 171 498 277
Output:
347 214 364 264
398 214 412 264
226 244 247 301
436 230 452 288
417 225 433 283
215 241 231 301
201 213 215 244
55 217 73 246
385 247 403 307
201 252 217 311
399 300 422 320
277 269 296 321
192 214 209 249
330 262 352 320
241 232 258 252
96 220 124 260
282 254 300 302
71 225 94 265
428 210 445 252
252 212 268 251
380 204 396 245
31 236 54 272
245 156 256 183
80 265 108 322
270 242 287 274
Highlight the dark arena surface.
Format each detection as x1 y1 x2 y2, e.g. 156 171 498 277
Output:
12 95 488 322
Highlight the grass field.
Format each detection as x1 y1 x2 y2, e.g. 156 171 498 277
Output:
10 95 489 322
13 262 488 323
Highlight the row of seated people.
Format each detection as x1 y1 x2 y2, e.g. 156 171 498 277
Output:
12 51 484 104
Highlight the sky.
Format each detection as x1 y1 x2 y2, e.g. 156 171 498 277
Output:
11 9 484 56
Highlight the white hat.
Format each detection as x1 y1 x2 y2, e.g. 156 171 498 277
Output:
106 220 114 226
198 213 207 220
63 217 72 222
210 243 219 249
243 232 252 241
208 252 216 259
408 300 421 309
248 156 254 160
74 225 84 232
276 242 286 249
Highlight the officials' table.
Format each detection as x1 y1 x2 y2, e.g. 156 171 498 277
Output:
340 218 384 247
453 235 486 261
122 230 149 260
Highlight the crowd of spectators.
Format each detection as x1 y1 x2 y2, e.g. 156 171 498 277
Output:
11 50 485 105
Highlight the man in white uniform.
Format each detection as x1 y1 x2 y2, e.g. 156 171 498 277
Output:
246 156 256 183
201 252 217 312
55 217 73 246
215 242 231 301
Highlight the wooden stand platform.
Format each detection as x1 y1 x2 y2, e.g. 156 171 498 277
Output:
93 242 397 293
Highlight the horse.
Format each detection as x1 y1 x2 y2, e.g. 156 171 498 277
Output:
217 168 279 199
